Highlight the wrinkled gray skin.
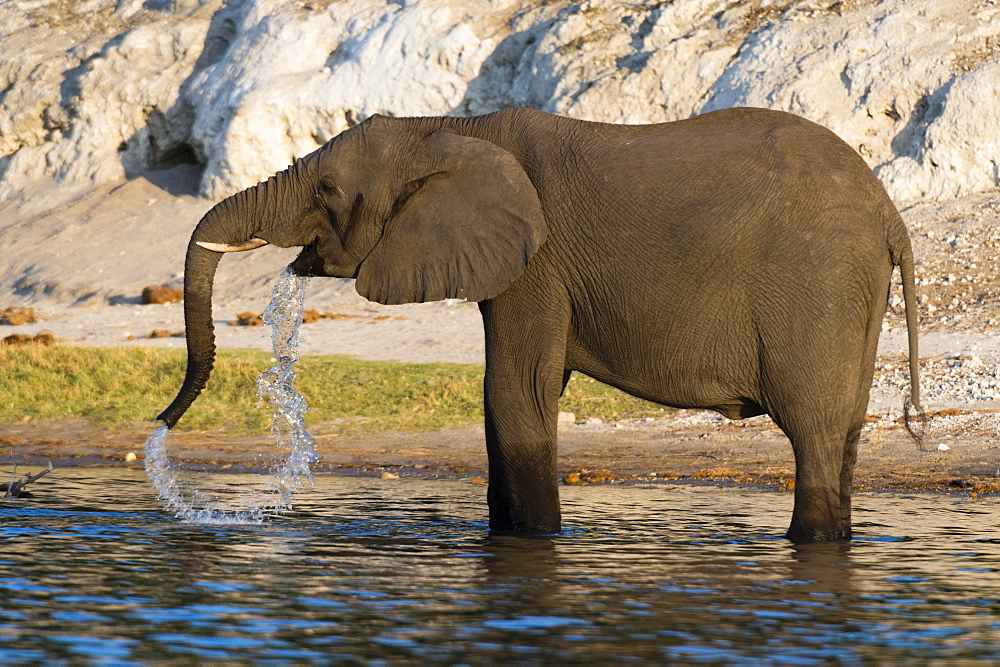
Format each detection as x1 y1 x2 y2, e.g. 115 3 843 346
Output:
158 107 923 542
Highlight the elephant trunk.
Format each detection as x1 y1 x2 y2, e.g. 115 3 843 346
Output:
156 239 222 428
156 190 264 428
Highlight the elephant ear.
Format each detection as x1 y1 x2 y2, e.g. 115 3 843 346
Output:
355 130 547 305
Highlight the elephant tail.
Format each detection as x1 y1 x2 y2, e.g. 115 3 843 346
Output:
888 215 926 449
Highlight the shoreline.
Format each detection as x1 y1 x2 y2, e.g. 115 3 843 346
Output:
4 409 999 494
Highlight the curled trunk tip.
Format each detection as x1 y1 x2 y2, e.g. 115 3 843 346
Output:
157 237 223 428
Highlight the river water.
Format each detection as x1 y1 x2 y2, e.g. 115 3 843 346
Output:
2 467 999 662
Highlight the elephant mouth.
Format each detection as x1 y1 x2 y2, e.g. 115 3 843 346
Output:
290 243 319 277
291 241 336 277
291 238 364 279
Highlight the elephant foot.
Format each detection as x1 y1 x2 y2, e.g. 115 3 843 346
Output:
487 478 561 535
489 525 560 537
785 524 852 543
489 510 561 536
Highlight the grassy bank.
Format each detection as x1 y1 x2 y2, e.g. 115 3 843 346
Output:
0 346 667 435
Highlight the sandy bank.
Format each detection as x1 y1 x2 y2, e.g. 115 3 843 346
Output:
4 407 999 495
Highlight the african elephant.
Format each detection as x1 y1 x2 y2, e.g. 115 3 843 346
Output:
158 106 922 542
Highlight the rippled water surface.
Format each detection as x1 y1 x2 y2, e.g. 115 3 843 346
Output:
2 468 999 662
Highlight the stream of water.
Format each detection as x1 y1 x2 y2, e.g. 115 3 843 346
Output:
144 266 317 523
2 469 998 661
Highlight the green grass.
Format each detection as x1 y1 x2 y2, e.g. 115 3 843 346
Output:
0 346 668 434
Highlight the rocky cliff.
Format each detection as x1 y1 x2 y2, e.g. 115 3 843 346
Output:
2 0 998 207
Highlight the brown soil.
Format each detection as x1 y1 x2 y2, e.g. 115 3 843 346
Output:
3 411 998 495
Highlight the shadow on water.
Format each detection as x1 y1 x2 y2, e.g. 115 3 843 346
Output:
2 468 999 661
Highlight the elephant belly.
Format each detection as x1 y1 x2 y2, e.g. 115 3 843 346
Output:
564 331 765 420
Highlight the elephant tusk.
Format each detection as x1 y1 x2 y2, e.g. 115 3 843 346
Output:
196 238 269 253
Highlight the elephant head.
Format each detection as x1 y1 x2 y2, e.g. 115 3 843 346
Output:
157 114 547 428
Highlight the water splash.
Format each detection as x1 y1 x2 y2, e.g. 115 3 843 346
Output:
143 423 273 524
144 265 318 524
256 265 319 498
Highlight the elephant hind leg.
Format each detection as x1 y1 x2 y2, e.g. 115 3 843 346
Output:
762 367 867 541
777 411 864 542
757 306 876 541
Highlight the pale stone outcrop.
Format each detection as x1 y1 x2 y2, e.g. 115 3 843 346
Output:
1 0 998 206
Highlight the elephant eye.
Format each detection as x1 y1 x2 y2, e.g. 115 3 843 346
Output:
317 180 339 198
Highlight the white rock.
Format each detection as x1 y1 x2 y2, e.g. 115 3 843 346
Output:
878 61 1000 203
2 0 999 206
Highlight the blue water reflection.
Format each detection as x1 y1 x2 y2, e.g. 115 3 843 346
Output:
1 467 998 661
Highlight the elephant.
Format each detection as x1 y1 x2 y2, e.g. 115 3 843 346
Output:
157 106 923 542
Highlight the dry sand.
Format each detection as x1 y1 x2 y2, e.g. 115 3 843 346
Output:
2 168 999 492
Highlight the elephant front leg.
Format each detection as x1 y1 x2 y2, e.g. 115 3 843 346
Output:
482 356 565 535
485 417 561 534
